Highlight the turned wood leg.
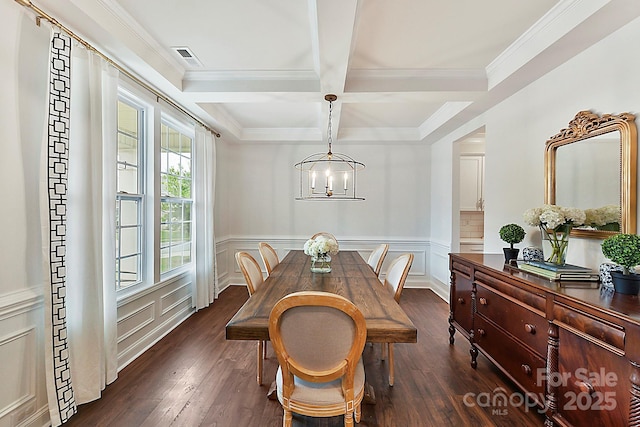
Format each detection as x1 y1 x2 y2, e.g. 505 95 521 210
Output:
389 343 395 386
629 361 640 426
345 411 354 427
469 328 478 369
355 403 361 423
545 324 559 427
257 341 263 385
283 409 292 427
470 344 478 369
448 312 456 344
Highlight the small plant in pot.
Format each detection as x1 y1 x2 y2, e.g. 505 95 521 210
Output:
499 223 526 263
601 233 640 295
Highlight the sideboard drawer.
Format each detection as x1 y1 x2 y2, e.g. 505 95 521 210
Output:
553 301 625 353
475 271 546 313
476 283 547 356
475 315 546 400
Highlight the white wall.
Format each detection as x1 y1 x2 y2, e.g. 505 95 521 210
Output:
435 14 640 281
215 140 433 290
0 3 50 426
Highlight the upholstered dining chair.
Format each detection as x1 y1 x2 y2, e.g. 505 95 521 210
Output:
366 243 389 277
258 242 280 276
311 231 338 244
269 291 367 427
381 253 414 386
235 251 267 385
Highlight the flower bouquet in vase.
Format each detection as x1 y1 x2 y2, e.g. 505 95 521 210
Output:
523 205 586 265
303 235 339 273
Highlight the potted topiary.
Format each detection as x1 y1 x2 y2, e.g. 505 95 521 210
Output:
601 233 640 295
499 223 526 263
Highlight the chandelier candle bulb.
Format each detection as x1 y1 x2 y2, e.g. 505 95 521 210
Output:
311 172 316 189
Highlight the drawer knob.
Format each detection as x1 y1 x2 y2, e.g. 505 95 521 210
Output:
521 364 532 376
457 297 465 304
577 381 595 395
477 328 486 337
524 323 536 334
479 297 488 306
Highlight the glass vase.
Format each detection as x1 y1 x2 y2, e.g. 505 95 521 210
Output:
540 225 572 265
310 254 332 273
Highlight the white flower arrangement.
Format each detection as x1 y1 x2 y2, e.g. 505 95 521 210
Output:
523 204 586 230
584 204 621 230
303 235 339 258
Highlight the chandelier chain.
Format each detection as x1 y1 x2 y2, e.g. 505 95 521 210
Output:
327 98 333 154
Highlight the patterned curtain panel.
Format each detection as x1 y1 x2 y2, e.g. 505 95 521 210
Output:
42 30 77 426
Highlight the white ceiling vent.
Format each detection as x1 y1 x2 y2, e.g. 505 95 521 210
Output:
171 46 203 68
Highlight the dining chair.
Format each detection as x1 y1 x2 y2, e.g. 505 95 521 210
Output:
381 253 414 386
235 251 267 385
258 242 280 276
269 291 367 427
311 231 338 243
366 243 389 277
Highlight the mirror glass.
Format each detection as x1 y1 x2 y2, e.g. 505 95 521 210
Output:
555 132 620 230
545 111 637 238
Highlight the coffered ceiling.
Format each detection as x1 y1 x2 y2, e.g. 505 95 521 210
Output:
30 0 640 144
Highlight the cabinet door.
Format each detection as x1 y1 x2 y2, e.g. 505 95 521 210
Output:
460 155 484 211
556 328 629 426
451 269 473 336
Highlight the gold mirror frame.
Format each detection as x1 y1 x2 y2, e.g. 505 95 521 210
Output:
545 111 637 238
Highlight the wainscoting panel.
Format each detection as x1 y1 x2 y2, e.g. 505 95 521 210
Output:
116 273 195 370
429 240 452 301
216 237 433 291
0 289 48 427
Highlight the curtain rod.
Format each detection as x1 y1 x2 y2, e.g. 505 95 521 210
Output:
14 0 221 138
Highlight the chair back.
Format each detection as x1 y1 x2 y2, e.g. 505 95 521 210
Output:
367 244 389 277
269 291 366 386
311 231 338 242
383 253 414 302
235 251 264 295
258 242 280 275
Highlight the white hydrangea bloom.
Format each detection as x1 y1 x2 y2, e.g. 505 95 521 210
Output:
523 204 586 230
303 236 339 257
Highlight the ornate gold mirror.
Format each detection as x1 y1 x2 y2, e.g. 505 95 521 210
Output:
545 111 637 238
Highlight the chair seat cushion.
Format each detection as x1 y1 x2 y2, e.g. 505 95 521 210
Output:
276 358 365 406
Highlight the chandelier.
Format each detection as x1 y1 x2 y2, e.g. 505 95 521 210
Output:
295 94 365 200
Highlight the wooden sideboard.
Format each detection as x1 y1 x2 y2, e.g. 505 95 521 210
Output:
449 253 640 427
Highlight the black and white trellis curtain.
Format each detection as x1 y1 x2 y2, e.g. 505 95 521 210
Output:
42 29 119 426
42 30 76 426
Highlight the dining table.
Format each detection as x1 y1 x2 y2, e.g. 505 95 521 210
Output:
226 249 417 344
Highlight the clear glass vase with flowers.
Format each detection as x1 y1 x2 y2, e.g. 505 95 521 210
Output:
303 235 339 273
523 205 586 265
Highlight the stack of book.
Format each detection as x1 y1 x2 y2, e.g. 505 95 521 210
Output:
517 260 599 282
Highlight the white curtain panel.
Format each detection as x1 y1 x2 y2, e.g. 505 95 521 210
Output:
41 30 77 427
193 125 218 309
65 45 119 403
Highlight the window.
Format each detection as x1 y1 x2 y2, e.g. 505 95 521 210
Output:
116 98 144 290
160 121 193 274
115 88 195 292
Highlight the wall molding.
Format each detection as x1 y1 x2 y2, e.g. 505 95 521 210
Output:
216 235 435 290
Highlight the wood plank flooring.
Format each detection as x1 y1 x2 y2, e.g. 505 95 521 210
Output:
64 286 545 426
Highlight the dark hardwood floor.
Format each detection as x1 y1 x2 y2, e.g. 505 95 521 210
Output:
64 286 545 426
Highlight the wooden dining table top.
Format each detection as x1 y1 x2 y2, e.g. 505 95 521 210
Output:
225 250 418 343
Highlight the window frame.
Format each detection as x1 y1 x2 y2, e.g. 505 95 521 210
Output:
116 91 146 291
115 83 197 297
